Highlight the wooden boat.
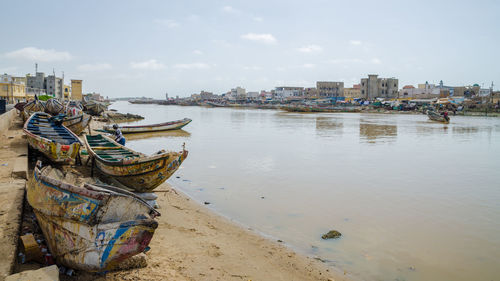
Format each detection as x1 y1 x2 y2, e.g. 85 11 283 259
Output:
84 101 107 116
427 111 450 123
62 113 92 135
27 162 159 272
101 118 191 134
45 98 64 115
22 99 45 121
84 134 188 192
23 112 81 163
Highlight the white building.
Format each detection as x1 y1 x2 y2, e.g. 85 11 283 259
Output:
274 87 304 100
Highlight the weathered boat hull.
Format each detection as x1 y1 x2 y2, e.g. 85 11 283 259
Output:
27 163 159 272
427 112 450 123
85 134 188 192
24 113 81 163
45 99 64 115
63 113 92 135
35 211 156 272
22 100 45 121
102 118 191 134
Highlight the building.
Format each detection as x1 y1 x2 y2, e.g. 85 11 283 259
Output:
344 84 362 99
0 74 26 103
45 74 64 99
200 91 214 100
26 72 45 90
63 85 71 100
246 91 260 100
71 80 83 101
399 82 440 98
274 87 304 100
360 74 398 99
229 87 246 101
316 81 344 97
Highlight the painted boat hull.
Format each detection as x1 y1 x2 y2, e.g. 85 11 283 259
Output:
63 113 92 135
45 99 64 115
22 100 45 121
85 134 188 192
427 112 450 123
102 118 191 134
27 164 159 272
24 113 81 163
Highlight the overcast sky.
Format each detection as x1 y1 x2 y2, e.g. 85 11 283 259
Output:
1 0 498 98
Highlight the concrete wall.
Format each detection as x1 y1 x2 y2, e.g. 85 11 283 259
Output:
0 109 18 132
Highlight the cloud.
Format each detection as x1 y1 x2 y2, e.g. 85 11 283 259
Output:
154 19 180 28
222 6 238 13
174 63 210 70
5 47 72 62
241 33 277 44
243 66 262 70
302 63 316 68
328 58 382 65
186 14 199 21
253 17 263 22
130 59 166 70
349 40 362 45
297 44 323 53
77 63 112 71
193 50 203 55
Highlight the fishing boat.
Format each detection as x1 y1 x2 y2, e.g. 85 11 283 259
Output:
27 162 159 272
22 99 45 121
101 118 191 134
84 134 188 192
45 98 64 115
84 101 108 116
62 113 92 135
427 111 450 123
23 112 81 163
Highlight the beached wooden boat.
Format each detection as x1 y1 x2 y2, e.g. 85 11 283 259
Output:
22 99 45 121
23 112 81 163
84 101 107 116
27 162 159 272
427 111 450 123
62 113 92 135
84 134 188 192
101 118 191 134
45 98 64 115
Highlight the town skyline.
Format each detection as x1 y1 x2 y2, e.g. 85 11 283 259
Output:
1 0 499 97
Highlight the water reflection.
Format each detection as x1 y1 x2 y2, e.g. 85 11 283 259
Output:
315 117 343 138
415 125 449 136
359 121 397 143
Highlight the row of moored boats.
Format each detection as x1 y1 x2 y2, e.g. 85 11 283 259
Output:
17 98 191 272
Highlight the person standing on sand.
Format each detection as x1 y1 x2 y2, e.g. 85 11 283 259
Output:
113 124 126 145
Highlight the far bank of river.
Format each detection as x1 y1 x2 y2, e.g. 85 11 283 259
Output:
110 101 500 281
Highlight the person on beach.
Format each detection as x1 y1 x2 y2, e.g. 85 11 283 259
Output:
113 124 126 145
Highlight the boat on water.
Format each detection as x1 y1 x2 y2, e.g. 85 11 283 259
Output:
101 118 191 134
427 111 450 123
23 112 81 163
84 134 188 192
62 113 92 135
27 162 159 272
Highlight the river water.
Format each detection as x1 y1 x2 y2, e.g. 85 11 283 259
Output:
110 101 500 281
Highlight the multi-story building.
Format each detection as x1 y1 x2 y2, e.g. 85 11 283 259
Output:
0 74 26 103
200 91 214 100
26 72 45 90
316 81 344 97
63 85 71 100
344 84 362 99
274 87 304 100
360 74 398 99
229 86 246 101
399 82 440 99
71 80 83 101
45 75 64 99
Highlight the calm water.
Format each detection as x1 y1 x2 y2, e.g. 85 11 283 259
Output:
110 101 500 281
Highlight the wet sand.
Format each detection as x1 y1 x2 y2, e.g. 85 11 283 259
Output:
102 182 345 281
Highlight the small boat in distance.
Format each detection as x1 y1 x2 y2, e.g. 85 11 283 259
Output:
427 110 450 123
23 112 81 163
28 162 159 272
101 118 191 134
84 134 188 192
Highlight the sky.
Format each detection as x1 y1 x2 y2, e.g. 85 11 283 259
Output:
0 0 499 98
